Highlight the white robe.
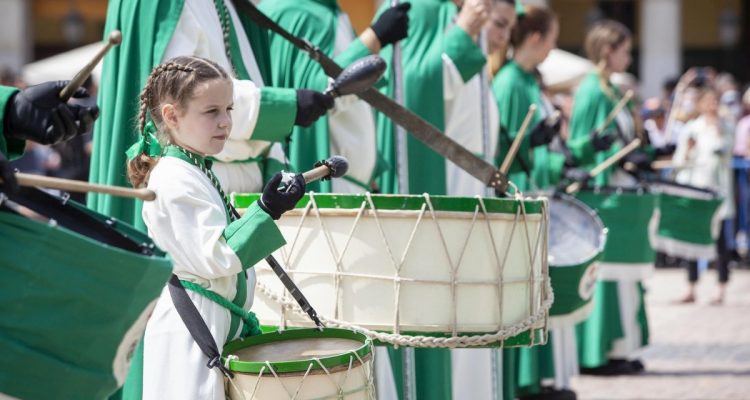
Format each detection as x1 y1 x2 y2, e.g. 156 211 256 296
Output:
164 0 278 193
141 157 265 399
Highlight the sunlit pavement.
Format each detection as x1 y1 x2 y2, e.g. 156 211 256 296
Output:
571 268 750 400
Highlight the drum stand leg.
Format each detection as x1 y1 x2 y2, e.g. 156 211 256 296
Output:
491 349 503 400
402 347 417 400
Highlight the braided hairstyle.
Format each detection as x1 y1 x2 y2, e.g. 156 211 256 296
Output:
128 56 230 188
584 20 632 99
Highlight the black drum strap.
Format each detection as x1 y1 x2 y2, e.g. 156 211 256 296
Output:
167 274 234 378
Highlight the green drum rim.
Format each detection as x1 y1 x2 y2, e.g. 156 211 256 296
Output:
232 193 545 214
223 328 372 374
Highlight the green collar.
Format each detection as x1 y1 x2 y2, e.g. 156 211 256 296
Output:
163 145 213 169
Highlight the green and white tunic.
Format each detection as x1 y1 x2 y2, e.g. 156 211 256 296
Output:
259 0 378 193
136 147 285 399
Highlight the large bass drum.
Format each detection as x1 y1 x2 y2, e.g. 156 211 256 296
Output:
233 193 551 348
0 188 172 399
545 193 606 327
575 186 658 281
649 181 722 261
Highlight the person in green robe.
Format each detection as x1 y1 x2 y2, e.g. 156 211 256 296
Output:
492 4 563 193
375 0 488 196
259 0 410 193
371 1 499 399
492 5 582 400
89 0 334 231
567 19 651 376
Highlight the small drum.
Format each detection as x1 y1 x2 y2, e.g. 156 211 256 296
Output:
575 187 658 281
545 193 606 327
0 188 172 399
223 328 374 399
233 193 550 348
649 181 722 261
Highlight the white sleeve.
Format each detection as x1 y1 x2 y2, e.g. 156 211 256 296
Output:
162 1 262 141
143 162 243 280
442 53 465 102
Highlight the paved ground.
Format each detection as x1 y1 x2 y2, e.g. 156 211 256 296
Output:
570 267 750 400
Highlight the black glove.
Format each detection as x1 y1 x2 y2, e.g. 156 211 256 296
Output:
529 116 561 148
622 151 652 172
654 144 676 158
590 129 616 152
295 89 334 127
563 167 591 183
258 172 306 220
370 2 411 46
4 81 99 145
0 152 18 194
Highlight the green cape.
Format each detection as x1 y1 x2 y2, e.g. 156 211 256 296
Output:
492 61 565 191
258 0 372 192
375 0 486 195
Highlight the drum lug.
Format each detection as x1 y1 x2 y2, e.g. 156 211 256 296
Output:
60 192 70 205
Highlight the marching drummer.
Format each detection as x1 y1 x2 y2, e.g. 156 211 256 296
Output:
127 56 304 399
492 3 562 192
259 0 410 193
0 81 98 191
567 20 650 376
91 0 335 227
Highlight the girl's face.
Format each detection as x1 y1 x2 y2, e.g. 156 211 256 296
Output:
164 79 233 156
607 37 632 73
486 2 517 53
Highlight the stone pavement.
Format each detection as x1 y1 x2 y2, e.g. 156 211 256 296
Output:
570 268 750 400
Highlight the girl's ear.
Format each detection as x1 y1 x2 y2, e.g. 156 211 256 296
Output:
162 103 178 130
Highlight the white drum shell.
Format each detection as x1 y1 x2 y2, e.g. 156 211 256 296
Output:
252 198 547 335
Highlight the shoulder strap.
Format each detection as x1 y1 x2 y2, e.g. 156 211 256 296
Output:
167 274 234 378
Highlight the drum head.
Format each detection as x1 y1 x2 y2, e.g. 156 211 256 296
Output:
224 328 372 375
548 194 606 267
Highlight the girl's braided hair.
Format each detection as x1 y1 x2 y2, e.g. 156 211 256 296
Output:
128 56 230 188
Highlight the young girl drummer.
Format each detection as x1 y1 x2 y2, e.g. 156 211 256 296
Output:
126 55 305 399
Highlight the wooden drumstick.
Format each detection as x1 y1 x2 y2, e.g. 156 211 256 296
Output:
6 172 155 201
499 104 537 175
593 89 634 136
565 138 642 194
59 30 122 101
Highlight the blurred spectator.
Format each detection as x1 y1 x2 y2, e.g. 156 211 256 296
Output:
0 65 21 87
642 97 672 154
716 72 741 121
10 141 61 176
673 87 735 305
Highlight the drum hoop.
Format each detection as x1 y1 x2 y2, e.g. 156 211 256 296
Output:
223 328 372 374
232 192 546 215
652 183 718 200
546 193 608 266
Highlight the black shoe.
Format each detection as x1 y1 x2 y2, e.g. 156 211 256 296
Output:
519 387 577 400
580 359 636 376
629 359 645 372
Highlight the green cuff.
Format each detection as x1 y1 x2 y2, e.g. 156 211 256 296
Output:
253 87 298 142
444 26 486 83
0 86 25 159
335 38 372 66
224 201 286 268
547 152 567 185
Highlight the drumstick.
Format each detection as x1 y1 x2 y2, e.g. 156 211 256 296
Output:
499 104 537 175
6 172 156 201
593 90 633 136
59 30 122 101
650 160 696 170
565 138 642 194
